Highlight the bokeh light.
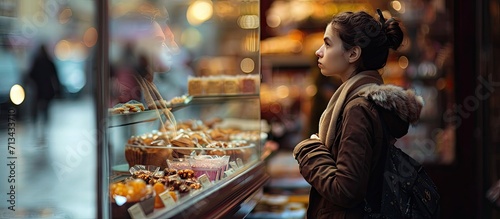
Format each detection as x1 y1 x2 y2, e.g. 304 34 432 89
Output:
83 27 98 47
10 84 25 105
240 58 255 73
181 28 202 49
276 85 290 99
238 15 259 29
187 0 213 25
266 14 281 28
398 56 409 69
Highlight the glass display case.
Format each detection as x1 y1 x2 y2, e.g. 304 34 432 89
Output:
96 0 267 218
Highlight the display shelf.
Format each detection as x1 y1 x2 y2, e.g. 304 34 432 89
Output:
190 94 261 105
108 110 162 128
164 95 193 110
107 94 259 128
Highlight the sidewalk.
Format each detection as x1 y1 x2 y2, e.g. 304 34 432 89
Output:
0 96 96 219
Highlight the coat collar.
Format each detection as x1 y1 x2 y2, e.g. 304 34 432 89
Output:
357 84 424 124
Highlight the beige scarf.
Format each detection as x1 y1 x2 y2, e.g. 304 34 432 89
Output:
318 71 383 149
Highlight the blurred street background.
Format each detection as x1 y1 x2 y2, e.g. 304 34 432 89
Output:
0 97 96 219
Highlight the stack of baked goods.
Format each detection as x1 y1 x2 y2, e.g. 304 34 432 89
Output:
187 74 260 96
124 119 260 169
109 100 146 114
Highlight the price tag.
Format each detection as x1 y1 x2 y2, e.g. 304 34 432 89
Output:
159 191 176 210
236 158 244 168
229 161 239 170
198 174 212 188
224 168 235 177
127 203 146 219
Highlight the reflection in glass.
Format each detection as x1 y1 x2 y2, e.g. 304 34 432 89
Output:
0 0 97 218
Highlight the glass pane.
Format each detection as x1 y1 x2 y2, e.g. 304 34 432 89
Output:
106 0 261 217
0 0 96 218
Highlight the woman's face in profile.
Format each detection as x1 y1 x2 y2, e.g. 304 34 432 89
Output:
112 14 178 74
133 20 177 74
315 24 351 78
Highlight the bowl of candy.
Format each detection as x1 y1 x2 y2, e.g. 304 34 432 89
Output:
110 178 155 219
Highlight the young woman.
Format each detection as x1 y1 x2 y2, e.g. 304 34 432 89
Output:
293 10 424 218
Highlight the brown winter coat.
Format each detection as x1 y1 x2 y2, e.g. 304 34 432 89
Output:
293 75 424 219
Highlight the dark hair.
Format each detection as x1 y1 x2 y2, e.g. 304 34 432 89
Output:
330 11 404 72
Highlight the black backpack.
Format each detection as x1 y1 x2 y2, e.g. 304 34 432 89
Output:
364 108 441 219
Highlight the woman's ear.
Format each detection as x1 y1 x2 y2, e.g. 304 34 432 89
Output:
347 46 362 63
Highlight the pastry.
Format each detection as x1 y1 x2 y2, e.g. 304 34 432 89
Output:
188 77 204 96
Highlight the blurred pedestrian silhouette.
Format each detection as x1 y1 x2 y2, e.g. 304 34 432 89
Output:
110 42 142 106
27 44 61 141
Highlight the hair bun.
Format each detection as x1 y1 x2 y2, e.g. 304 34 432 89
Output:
383 18 404 50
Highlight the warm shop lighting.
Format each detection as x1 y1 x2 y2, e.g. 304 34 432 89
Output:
187 0 213 25
290 1 314 21
54 40 71 61
238 15 259 29
181 28 202 49
54 40 88 61
391 1 402 11
243 32 259 52
398 56 409 69
10 84 25 105
306 85 317 97
240 58 255 73
214 1 237 17
59 8 72 24
323 3 339 16
276 85 290 99
83 27 97 47
266 14 281 28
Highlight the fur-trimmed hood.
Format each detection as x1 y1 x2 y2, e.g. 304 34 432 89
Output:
356 84 424 138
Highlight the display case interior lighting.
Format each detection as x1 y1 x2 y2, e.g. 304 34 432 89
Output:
243 32 259 52
9 84 25 105
238 15 259 29
187 0 213 26
214 1 238 18
240 58 255 73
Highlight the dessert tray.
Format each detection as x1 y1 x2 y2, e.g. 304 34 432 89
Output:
164 95 193 109
108 110 163 128
108 96 193 128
